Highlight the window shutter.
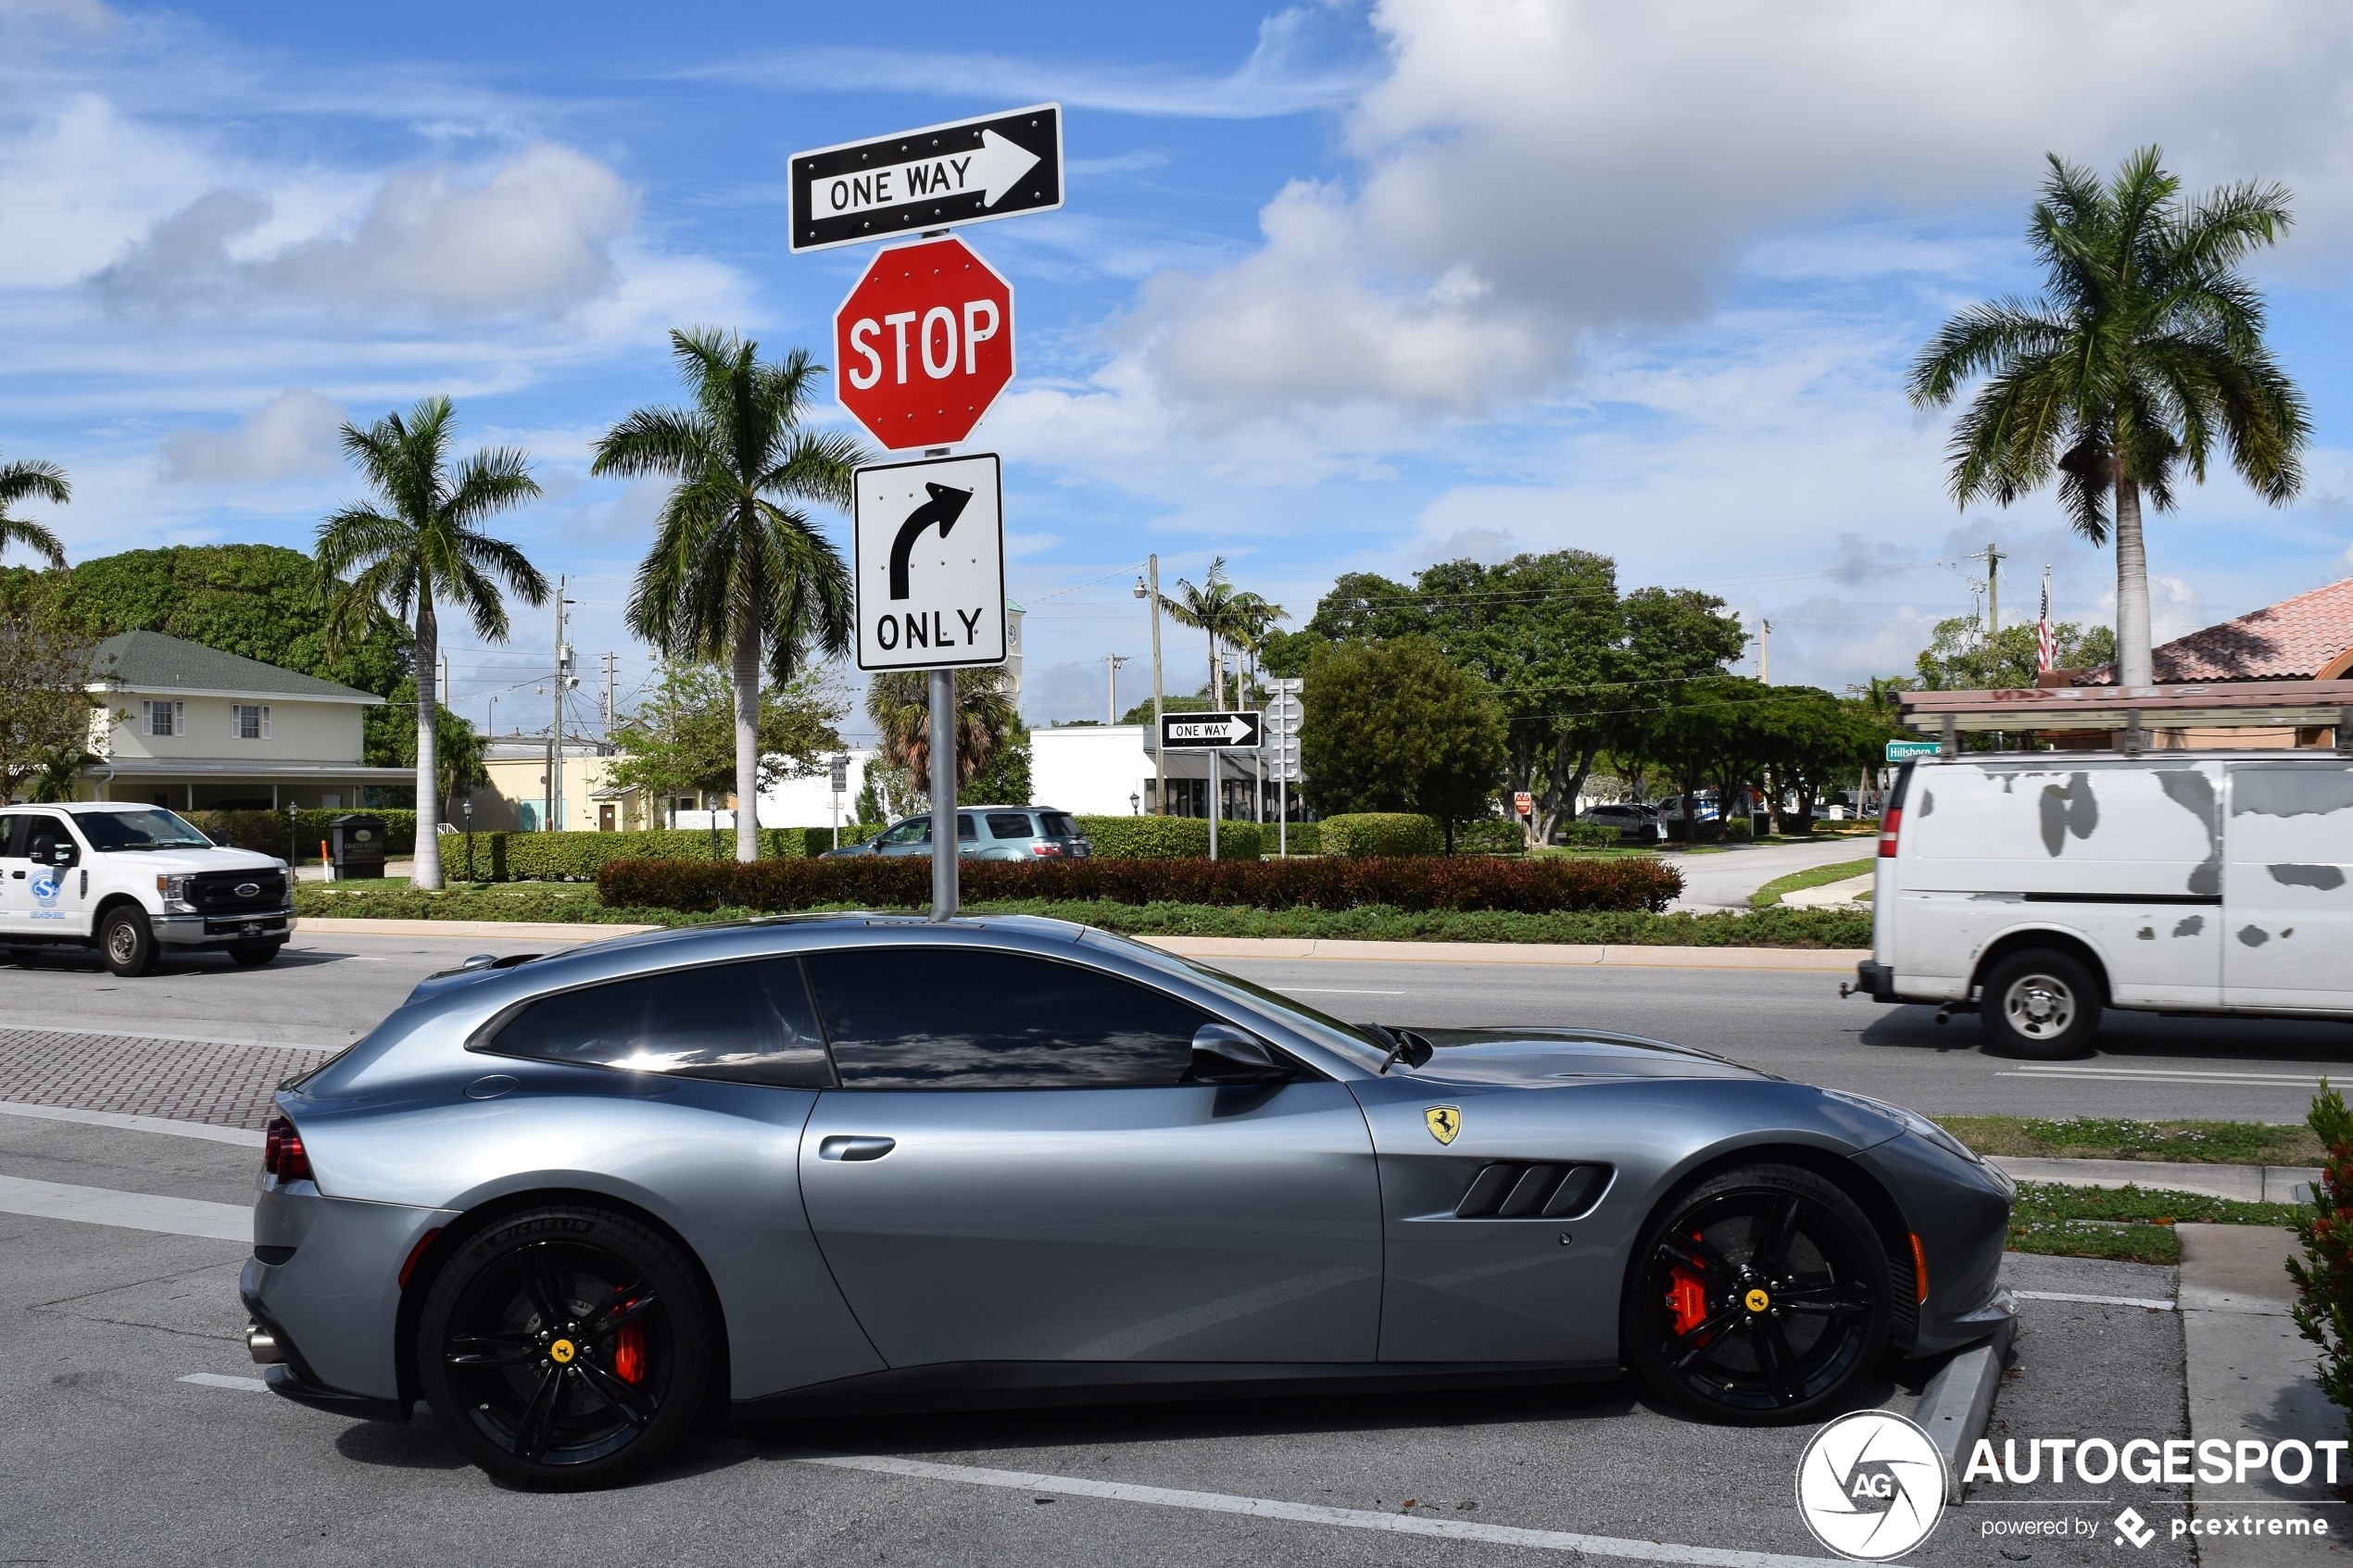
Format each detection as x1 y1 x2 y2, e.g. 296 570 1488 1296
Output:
231 705 241 738
174 701 183 736
259 706 271 740
143 702 157 736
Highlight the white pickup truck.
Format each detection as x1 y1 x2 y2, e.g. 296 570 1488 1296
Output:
0 802 294 976
1849 749 2353 1057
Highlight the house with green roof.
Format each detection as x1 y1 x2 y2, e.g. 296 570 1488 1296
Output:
81 629 415 811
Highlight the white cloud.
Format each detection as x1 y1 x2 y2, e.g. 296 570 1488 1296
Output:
159 387 346 482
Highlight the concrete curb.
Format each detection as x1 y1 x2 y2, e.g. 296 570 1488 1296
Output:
1916 1304 2017 1502
1988 1155 2320 1204
289 918 1869 972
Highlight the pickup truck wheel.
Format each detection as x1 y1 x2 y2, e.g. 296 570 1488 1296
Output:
1980 949 2099 1060
100 907 158 977
229 943 283 967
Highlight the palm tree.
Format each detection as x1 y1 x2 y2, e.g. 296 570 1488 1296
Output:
594 329 864 862
0 450 70 569
1230 589 1289 700
317 397 547 890
864 668 1018 809
1163 557 1253 708
1908 147 2309 687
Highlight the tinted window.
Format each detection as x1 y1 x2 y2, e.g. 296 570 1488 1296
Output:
1039 812 1076 839
19 815 72 862
806 947 1216 1089
78 809 212 850
985 812 1033 839
875 820 926 846
482 957 833 1088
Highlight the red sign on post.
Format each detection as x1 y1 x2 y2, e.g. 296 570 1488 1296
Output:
834 235 1014 450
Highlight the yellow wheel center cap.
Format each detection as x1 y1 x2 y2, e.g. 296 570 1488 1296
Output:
548 1338 576 1364
1743 1288 1771 1313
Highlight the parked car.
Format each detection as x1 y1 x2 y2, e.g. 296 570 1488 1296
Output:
822 807 1091 860
1575 803 1665 844
0 801 293 974
244 914 2012 1487
1849 750 2353 1057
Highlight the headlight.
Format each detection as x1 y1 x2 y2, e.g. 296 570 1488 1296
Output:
1823 1088 1982 1164
156 873 195 912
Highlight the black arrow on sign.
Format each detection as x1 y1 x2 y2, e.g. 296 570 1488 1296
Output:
888 483 975 600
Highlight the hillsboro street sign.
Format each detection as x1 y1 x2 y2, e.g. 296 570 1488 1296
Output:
853 453 1006 672
1161 711 1264 750
789 105 1063 254
835 235 1015 451
1886 738 1941 760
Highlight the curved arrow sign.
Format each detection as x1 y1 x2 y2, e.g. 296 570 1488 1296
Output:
854 454 1005 672
888 483 974 600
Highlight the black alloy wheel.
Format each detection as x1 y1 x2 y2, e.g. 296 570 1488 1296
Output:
1624 1163 1891 1424
417 1206 713 1489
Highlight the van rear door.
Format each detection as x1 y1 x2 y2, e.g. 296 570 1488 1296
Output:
2222 759 2353 1012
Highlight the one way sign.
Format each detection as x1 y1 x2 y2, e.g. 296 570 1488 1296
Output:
790 105 1063 254
1160 710 1262 750
854 453 1005 671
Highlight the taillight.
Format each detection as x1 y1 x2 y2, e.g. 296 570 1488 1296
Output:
263 1116 313 1184
1877 807 1903 859
1029 841 1063 856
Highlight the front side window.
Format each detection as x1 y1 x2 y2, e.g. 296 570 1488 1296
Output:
15 814 75 866
480 956 833 1088
232 704 270 741
806 947 1218 1089
875 818 927 847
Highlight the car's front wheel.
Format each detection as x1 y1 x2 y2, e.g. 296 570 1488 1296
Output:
1624 1163 1892 1424
417 1205 714 1489
100 907 157 976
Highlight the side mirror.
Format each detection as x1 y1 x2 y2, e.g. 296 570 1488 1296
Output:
1189 1023 1292 1085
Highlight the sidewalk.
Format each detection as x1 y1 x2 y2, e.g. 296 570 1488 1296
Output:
1991 1155 2321 1204
1663 836 1876 912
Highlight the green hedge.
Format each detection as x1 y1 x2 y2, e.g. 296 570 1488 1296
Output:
1454 817 1528 855
1266 820 1318 856
1073 816 1264 860
1318 813 1441 858
192 809 417 861
441 827 809 883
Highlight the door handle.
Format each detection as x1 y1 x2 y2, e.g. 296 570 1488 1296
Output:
818 1135 896 1162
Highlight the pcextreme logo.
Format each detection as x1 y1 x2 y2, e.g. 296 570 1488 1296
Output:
1794 1411 1947 1561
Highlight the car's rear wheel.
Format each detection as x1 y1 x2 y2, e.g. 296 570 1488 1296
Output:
1624 1163 1891 1424
229 943 283 967
417 1205 713 1489
100 907 157 976
1979 948 2100 1060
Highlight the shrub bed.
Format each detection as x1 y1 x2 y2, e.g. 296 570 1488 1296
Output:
441 827 809 883
598 852 1680 915
1073 816 1264 859
193 808 417 861
1317 813 1441 858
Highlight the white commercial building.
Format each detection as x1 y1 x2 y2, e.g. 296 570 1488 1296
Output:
1031 725 1151 817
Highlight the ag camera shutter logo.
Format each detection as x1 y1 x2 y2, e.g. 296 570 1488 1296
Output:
1794 1411 1947 1560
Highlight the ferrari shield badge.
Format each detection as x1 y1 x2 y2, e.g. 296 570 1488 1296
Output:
1424 1106 1461 1146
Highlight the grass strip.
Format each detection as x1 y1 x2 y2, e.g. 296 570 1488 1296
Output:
1749 858 1875 909
1943 1115 2322 1167
2006 1180 2302 1265
294 884 1872 947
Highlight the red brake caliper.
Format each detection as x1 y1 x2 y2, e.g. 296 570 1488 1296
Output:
612 1298 648 1385
1665 1230 1709 1337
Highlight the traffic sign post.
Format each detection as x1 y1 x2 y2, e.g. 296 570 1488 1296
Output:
790 105 1062 254
835 236 1014 451
1161 711 1263 861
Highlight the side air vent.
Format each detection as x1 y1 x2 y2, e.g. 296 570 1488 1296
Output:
1454 1161 1611 1220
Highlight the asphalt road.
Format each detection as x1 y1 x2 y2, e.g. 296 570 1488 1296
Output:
7 928 2344 1121
0 1110 2196 1568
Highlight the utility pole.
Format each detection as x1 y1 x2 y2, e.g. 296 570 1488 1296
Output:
1759 619 1772 684
1105 653 1130 725
546 577 572 833
1967 542 2007 634
600 651 617 734
438 649 451 709
1138 558 1164 814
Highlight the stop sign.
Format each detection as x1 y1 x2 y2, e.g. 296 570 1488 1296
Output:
833 235 1013 450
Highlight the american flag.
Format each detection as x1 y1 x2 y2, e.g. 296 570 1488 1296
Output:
2036 568 2057 672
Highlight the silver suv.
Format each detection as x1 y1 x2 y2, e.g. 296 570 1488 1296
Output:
824 806 1093 860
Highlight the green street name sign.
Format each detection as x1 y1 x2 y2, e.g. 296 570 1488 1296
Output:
1886 739 1940 760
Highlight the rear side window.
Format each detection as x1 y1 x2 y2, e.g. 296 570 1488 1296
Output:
481 957 834 1088
1038 812 1077 839
805 947 1215 1089
985 812 1034 839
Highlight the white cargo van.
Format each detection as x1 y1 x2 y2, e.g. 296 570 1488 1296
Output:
1849 750 2353 1057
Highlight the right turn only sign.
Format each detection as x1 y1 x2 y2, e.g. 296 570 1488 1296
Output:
853 453 1006 671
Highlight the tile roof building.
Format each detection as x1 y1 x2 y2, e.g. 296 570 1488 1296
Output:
2086 576 2353 684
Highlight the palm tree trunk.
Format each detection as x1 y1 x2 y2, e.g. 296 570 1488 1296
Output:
2114 474 2154 686
412 603 444 890
733 626 761 862
1209 636 1221 710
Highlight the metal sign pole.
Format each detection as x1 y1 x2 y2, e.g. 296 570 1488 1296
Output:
1207 747 1219 862
930 668 958 921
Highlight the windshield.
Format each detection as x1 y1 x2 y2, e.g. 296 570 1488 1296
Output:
1078 928 1393 1071
77 809 215 851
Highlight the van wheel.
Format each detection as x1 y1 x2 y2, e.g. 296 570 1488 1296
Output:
100 907 158 977
1980 949 2099 1059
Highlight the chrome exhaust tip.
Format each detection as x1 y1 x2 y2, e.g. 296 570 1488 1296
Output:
246 1322 286 1365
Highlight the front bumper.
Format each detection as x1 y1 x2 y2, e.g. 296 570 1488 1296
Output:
1851 1134 2015 1358
154 908 294 947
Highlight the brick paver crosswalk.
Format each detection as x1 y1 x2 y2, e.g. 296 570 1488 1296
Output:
0 1029 335 1131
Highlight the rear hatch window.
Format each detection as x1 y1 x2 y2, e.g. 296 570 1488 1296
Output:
1039 811 1078 839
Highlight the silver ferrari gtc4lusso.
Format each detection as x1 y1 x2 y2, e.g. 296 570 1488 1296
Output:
243 915 2013 1488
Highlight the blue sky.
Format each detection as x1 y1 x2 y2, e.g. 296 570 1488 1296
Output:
7 0 2353 741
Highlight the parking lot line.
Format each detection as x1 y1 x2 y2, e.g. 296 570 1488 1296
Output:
0 1173 248 1240
2011 1288 2177 1311
179 1374 268 1392
793 1453 1847 1567
0 1099 264 1146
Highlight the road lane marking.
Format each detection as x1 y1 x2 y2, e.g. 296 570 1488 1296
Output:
2013 1289 2175 1311
180 1373 269 1392
0 1100 263 1147
0 1173 249 1240
1995 1069 2324 1087
2005 1063 2326 1083
1282 987 1405 996
793 1453 1847 1567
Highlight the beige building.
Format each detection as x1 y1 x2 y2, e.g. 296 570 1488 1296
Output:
79 630 411 810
